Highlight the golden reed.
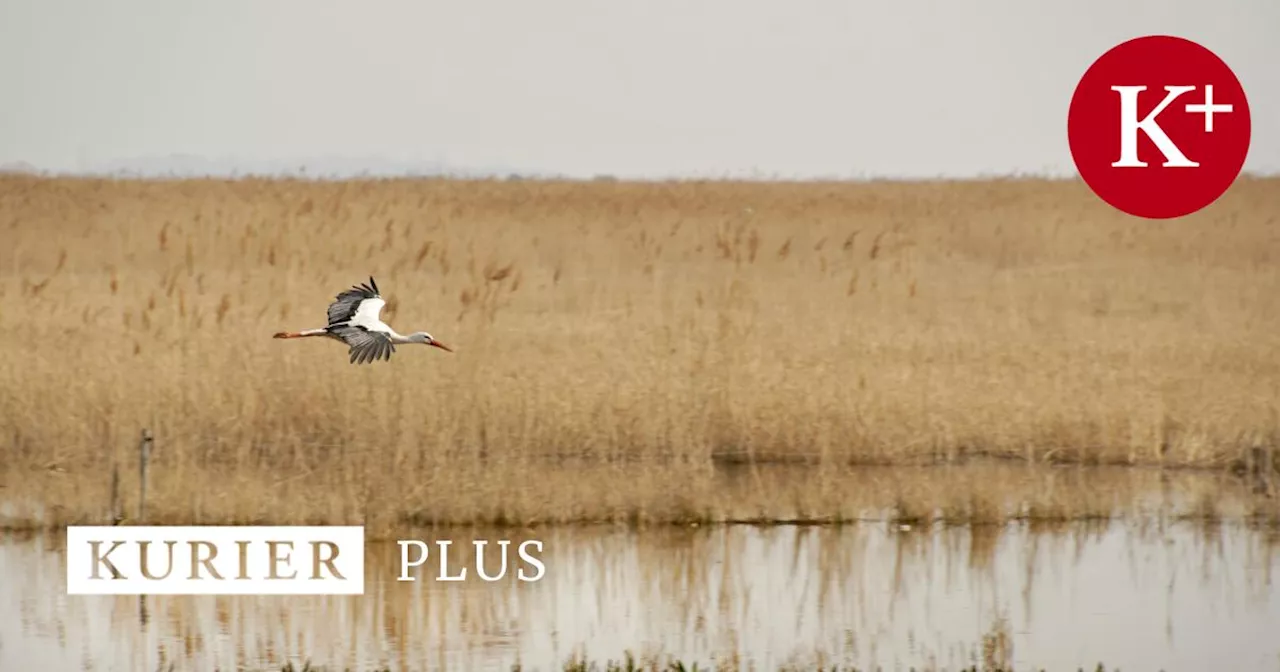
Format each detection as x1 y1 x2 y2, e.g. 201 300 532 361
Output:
1 175 1277 534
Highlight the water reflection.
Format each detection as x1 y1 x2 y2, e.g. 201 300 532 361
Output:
2 520 1277 671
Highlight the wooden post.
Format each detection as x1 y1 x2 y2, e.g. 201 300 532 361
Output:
1264 447 1276 498
137 429 154 522
1248 445 1277 498
109 465 121 524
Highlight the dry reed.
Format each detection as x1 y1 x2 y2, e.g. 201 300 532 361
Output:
1 175 1278 533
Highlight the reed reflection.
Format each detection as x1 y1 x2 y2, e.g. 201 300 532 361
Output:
1 519 1277 671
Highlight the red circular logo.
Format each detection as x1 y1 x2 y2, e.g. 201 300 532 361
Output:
1068 35 1251 219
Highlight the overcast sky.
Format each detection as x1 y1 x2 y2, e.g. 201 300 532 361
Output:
1 0 1277 179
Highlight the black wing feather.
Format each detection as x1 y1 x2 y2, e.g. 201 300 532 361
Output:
329 324 395 365
326 276 382 327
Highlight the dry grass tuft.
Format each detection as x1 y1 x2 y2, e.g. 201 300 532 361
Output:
1 175 1278 533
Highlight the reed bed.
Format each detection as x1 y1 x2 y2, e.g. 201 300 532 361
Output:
0 175 1278 531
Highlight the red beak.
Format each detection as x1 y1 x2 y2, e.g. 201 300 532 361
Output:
430 340 453 353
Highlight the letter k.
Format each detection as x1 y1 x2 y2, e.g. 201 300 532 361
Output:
1111 85 1199 168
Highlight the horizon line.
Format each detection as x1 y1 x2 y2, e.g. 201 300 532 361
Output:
2 158 1278 184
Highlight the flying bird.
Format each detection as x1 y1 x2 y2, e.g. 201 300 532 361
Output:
273 276 453 364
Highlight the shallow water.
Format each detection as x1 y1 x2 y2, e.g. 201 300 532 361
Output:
2 518 1278 671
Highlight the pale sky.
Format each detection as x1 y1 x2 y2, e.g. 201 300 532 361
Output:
1 0 1277 179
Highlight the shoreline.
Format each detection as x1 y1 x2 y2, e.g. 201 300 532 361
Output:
5 461 1275 537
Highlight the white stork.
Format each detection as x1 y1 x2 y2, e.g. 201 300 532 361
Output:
273 276 453 364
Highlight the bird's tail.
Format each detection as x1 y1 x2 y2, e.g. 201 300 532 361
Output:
273 328 327 339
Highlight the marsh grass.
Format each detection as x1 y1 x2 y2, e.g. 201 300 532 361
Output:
1 175 1278 532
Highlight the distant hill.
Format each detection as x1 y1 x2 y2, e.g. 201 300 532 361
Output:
1 155 561 181
0 161 40 174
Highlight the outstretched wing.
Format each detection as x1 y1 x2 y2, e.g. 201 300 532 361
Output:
329 324 396 364
327 276 384 327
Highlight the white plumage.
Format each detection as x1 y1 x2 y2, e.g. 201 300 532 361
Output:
273 276 453 364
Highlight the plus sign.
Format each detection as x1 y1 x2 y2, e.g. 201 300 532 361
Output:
1184 85 1233 132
